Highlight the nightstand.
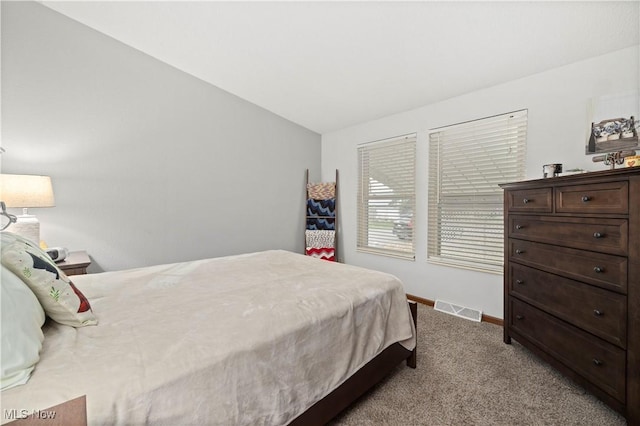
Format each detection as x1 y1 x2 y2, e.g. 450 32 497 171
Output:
57 251 91 276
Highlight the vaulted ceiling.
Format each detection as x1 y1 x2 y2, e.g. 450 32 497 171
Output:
42 1 640 134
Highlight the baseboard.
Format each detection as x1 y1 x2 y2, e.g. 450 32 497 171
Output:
406 294 434 307
406 293 503 326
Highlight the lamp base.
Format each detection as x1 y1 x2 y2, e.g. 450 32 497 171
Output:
11 214 40 245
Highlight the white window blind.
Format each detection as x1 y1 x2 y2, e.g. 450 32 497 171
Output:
358 134 416 259
427 110 527 273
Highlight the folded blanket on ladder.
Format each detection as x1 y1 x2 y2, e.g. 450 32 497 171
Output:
307 199 336 217
306 218 335 231
305 230 335 261
305 230 335 248
305 247 335 262
307 182 336 200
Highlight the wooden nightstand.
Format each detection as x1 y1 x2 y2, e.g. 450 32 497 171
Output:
57 251 91 276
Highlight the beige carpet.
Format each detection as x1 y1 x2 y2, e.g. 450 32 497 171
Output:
330 303 626 425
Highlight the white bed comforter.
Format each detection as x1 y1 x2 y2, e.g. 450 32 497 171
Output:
1 250 415 425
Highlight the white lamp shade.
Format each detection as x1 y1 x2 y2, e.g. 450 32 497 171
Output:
0 174 55 208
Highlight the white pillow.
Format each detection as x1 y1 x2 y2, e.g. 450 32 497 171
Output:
1 264 45 390
1 232 97 327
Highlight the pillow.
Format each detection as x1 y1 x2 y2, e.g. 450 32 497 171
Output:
1 264 45 390
0 232 97 327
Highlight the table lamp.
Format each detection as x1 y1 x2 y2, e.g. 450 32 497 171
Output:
0 174 55 244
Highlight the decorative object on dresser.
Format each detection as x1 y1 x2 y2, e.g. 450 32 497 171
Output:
592 149 637 170
625 155 640 168
587 116 639 154
542 163 563 178
500 167 639 425
56 251 91 275
0 174 55 244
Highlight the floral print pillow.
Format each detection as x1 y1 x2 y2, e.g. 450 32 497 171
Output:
1 232 97 327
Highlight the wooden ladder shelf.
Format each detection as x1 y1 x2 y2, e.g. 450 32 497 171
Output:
304 169 338 262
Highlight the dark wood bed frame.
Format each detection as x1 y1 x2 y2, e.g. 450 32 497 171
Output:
9 302 417 426
291 300 418 425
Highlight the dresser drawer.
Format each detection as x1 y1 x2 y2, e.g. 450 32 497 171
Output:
556 181 628 214
508 239 627 293
509 298 626 402
507 188 552 213
508 216 628 256
509 263 627 348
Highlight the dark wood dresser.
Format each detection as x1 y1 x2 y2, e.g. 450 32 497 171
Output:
500 167 639 424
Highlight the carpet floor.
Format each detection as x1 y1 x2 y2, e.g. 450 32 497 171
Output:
329 303 626 425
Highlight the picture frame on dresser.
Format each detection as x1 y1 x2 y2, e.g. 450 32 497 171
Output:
500 168 639 425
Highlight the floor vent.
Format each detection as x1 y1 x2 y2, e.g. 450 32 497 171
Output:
434 299 482 322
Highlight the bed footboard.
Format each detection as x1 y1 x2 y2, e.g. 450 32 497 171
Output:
406 300 417 368
291 300 417 425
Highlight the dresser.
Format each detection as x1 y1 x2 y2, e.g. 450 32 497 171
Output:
500 168 639 424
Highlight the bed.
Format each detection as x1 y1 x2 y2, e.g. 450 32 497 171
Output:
0 233 416 425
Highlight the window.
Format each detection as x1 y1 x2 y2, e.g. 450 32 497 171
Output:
427 110 527 273
357 134 416 259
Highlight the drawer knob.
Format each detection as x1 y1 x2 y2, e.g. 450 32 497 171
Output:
522 198 530 204
593 358 603 366
515 249 525 255
593 309 604 317
582 195 591 202
515 315 524 320
515 224 524 230
516 279 525 285
593 232 603 239
593 266 604 273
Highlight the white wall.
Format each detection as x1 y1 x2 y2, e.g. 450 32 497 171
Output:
322 45 640 319
1 2 321 272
